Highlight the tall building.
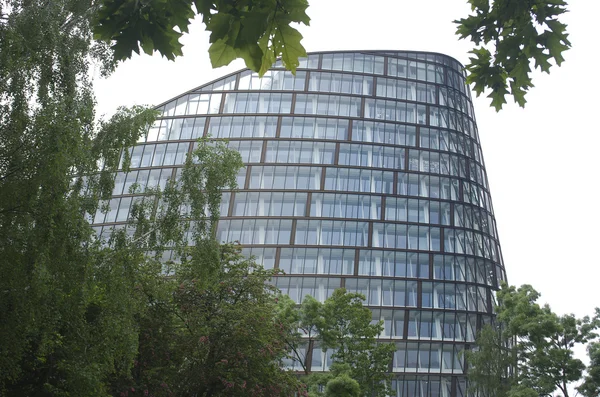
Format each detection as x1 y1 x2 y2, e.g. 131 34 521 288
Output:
93 51 506 397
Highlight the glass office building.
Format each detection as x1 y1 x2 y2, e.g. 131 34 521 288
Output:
93 51 506 397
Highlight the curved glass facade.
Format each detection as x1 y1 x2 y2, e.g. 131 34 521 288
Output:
94 51 506 397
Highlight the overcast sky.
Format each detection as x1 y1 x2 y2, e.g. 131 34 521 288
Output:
95 0 600 319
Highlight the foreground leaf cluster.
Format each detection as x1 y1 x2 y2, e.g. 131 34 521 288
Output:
93 0 310 75
93 0 572 110
455 0 571 110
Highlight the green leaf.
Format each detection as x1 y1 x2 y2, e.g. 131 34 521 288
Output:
206 13 234 43
150 27 184 61
508 56 532 86
509 81 527 107
193 0 213 24
258 32 275 77
92 22 115 41
225 20 241 46
533 51 552 73
281 0 311 25
241 10 271 43
273 24 306 74
168 0 195 33
546 32 570 66
112 29 141 59
236 42 264 72
208 39 238 68
546 19 568 37
454 15 486 44
487 83 508 112
139 35 154 56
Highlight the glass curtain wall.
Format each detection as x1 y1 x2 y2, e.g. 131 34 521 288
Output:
93 51 506 397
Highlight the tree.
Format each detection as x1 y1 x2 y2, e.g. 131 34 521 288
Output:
303 364 361 397
455 0 571 110
102 139 304 396
110 244 305 397
323 373 361 397
465 325 514 397
280 289 396 397
579 339 600 397
172 247 303 396
0 1 159 394
467 284 600 397
0 4 248 393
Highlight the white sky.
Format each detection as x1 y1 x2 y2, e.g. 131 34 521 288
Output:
95 0 600 319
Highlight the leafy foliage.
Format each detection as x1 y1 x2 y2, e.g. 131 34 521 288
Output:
103 140 304 396
465 325 514 397
579 338 600 397
93 0 572 109
455 0 571 110
170 246 303 396
0 0 299 393
468 283 600 397
303 364 361 397
93 0 310 75
281 289 395 397
93 0 573 108
324 373 361 397
110 244 304 397
0 3 254 394
0 0 158 394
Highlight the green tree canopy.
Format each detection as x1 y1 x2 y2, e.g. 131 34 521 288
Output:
0 4 249 390
0 1 158 393
323 371 361 397
579 338 600 397
104 139 302 396
109 244 304 397
468 284 600 397
280 289 395 397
